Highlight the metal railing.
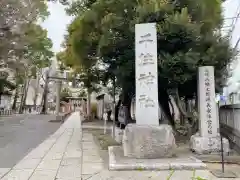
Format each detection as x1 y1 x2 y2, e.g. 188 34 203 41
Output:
219 104 240 152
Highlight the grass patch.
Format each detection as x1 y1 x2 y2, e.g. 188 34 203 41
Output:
90 130 120 150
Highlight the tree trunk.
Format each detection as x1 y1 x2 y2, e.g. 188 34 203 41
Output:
115 99 122 123
19 78 30 114
122 91 132 124
12 87 18 111
23 79 30 107
194 95 198 110
169 96 175 120
159 88 175 127
175 88 199 136
41 72 49 114
185 98 192 125
87 88 91 120
41 85 48 114
175 88 193 118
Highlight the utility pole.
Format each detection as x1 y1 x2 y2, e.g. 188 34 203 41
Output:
18 81 27 114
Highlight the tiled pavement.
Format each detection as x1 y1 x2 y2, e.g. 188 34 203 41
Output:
1 112 240 180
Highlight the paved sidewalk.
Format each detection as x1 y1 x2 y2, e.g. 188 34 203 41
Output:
0 112 83 180
1 112 239 180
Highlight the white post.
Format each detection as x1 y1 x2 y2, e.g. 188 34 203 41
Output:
198 66 218 137
135 23 159 125
103 111 107 134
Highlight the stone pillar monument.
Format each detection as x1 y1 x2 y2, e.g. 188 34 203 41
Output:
135 23 159 125
122 23 176 158
190 66 229 154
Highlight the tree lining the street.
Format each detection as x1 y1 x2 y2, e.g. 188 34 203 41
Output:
0 0 53 112
56 18 102 119
59 0 236 130
0 0 49 61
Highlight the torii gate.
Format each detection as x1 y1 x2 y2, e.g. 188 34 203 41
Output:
64 97 87 114
43 71 84 115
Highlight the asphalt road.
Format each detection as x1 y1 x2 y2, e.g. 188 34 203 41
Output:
0 114 61 168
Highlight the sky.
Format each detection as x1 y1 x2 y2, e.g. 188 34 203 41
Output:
222 0 240 94
41 0 240 94
41 2 73 53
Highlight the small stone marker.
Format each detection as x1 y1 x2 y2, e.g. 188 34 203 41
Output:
190 66 229 154
198 66 218 137
135 23 159 125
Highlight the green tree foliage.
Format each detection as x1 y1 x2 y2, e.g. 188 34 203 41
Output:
62 0 235 126
1 0 52 112
24 24 53 77
60 87 71 102
0 0 51 82
78 90 87 97
65 0 97 16
13 23 53 90
0 0 49 60
57 11 103 119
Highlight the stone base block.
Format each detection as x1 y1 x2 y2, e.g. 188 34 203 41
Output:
109 146 207 171
122 124 176 158
211 170 237 178
115 127 123 144
190 133 230 155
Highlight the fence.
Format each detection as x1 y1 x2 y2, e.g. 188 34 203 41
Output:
0 103 75 117
0 106 42 116
0 109 13 116
219 104 240 152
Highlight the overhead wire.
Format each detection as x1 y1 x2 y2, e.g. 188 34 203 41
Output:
222 0 240 93
229 0 240 40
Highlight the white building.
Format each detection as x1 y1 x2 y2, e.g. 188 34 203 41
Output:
25 78 44 106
